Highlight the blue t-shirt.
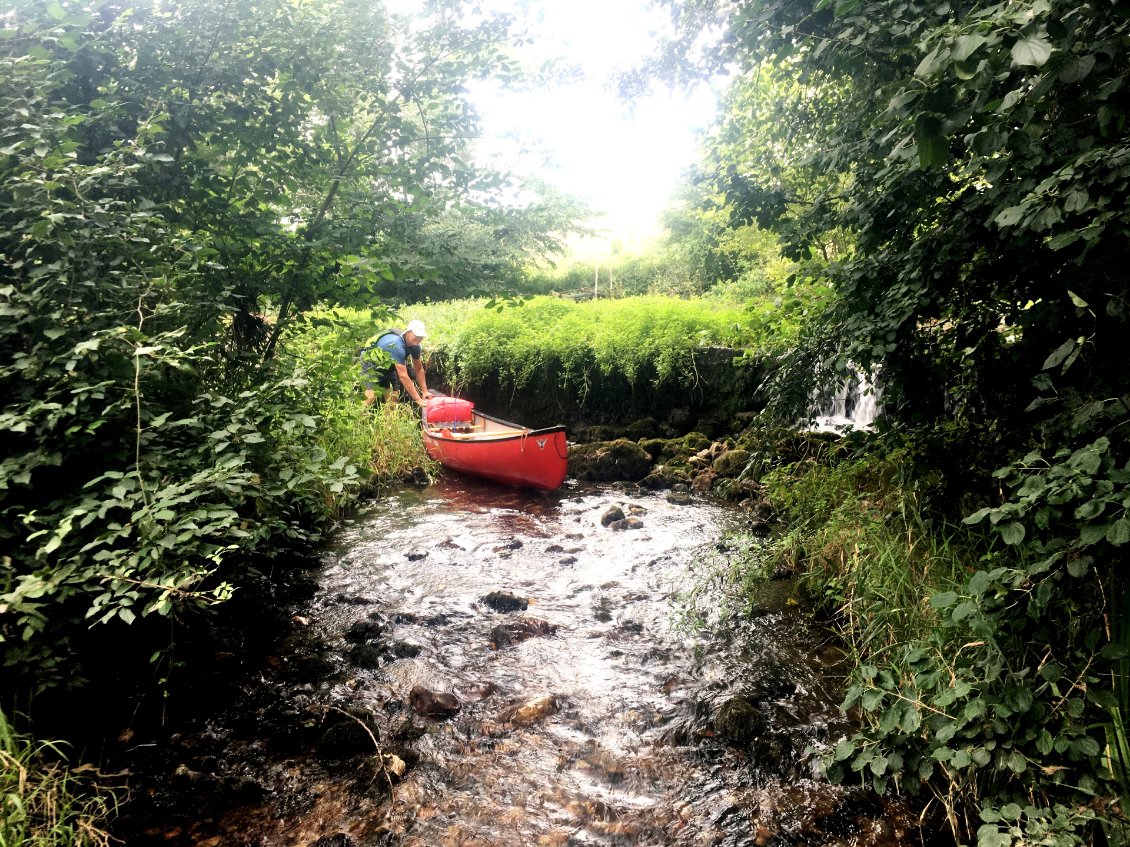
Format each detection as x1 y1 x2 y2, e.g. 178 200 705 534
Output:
362 330 421 373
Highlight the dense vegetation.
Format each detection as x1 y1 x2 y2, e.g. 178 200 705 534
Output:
637 0 1130 843
4 0 1129 844
0 0 585 699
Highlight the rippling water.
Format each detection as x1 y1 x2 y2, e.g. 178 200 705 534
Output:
124 477 928 846
301 478 912 846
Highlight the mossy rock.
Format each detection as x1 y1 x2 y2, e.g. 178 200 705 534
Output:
568 439 654 482
623 417 660 440
712 448 751 477
714 696 767 746
682 432 711 452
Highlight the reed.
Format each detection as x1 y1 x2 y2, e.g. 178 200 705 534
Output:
0 710 117 847
763 451 974 661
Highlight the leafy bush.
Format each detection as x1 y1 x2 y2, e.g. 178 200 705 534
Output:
758 433 1126 845
429 295 771 395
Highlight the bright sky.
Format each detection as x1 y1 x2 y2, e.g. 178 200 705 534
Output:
465 0 719 251
392 0 720 254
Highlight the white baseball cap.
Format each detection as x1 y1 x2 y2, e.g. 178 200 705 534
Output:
406 319 427 339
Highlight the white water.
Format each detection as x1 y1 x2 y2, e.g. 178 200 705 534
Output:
810 371 881 433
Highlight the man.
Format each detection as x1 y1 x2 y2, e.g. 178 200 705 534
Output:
361 319 431 407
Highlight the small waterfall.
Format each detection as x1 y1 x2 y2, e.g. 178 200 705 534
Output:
811 370 881 433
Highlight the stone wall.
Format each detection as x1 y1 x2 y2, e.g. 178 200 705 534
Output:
428 346 766 438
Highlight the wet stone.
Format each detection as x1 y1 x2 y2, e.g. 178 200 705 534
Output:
384 640 420 658
489 617 557 649
309 834 354 847
381 753 407 780
456 681 499 702
559 555 577 565
609 516 644 531
667 490 693 505
480 590 529 613
498 693 562 726
714 696 768 747
317 708 382 759
409 685 460 718
331 594 378 605
348 644 383 670
600 504 625 526
344 619 383 644
406 551 427 561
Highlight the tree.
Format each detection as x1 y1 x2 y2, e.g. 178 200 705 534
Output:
0 0 586 694
641 1 1130 841
647 0 1130 437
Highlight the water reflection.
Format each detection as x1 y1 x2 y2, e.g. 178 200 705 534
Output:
307 481 911 846
132 479 931 847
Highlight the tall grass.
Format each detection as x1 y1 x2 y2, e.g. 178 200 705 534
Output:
763 448 976 662
0 710 117 847
279 311 433 492
413 295 771 396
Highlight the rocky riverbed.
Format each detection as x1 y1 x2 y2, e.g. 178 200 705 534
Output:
111 475 936 846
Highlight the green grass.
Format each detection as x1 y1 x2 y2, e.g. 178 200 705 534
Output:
762 449 975 661
412 295 778 396
280 311 434 493
0 710 116 847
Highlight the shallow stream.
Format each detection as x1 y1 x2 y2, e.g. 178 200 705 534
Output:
121 478 931 846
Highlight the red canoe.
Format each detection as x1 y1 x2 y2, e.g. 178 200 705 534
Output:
421 397 568 492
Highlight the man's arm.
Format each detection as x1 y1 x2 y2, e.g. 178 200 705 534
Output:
394 362 426 405
413 358 430 399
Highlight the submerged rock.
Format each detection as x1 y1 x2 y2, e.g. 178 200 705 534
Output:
499 693 562 726
344 619 384 644
608 516 644 531
489 617 557 649
667 489 693 506
317 708 382 759
714 695 768 746
409 685 460 718
481 591 529 612
382 753 407 780
310 834 355 847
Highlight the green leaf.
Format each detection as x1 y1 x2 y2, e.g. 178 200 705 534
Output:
915 46 947 78
999 521 1026 545
1060 54 1095 83
914 113 948 169
1011 36 1053 67
1107 517 1130 545
951 34 987 62
995 205 1025 227
1041 338 1077 371
1079 524 1108 546
931 590 959 608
